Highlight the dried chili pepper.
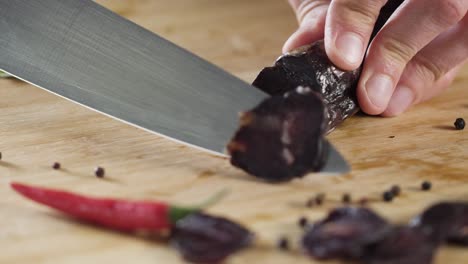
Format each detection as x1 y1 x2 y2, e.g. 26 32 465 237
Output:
11 182 224 232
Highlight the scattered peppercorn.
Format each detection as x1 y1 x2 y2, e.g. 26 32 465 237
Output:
390 185 401 196
359 197 369 206
278 237 290 250
52 162 61 170
315 193 325 205
421 181 432 191
454 118 465 130
383 191 394 202
342 194 352 204
95 167 105 178
298 217 308 228
306 198 314 208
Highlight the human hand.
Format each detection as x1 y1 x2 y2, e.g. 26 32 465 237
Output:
284 0 468 116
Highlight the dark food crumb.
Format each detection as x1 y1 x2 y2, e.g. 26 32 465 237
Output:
388 136 395 138
278 237 290 250
95 167 105 178
0 152 2 160
299 217 308 228
454 118 465 130
421 181 432 191
315 193 325 205
390 185 401 196
306 199 315 208
359 197 369 206
342 194 352 204
52 162 61 170
383 191 394 202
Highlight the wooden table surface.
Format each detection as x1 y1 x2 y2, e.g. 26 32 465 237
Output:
1 1 467 263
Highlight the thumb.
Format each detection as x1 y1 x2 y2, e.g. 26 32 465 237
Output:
283 0 330 53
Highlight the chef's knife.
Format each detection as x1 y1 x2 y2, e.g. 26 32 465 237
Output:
0 0 349 174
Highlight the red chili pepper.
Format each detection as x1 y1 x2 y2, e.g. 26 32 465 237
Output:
11 182 225 232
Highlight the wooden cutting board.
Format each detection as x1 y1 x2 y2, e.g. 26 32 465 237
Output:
1 1 467 263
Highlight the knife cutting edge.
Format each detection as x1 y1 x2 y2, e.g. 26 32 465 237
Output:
0 0 349 174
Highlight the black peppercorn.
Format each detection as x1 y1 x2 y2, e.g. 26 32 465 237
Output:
278 237 289 250
454 118 465 130
95 167 105 178
383 191 394 202
52 162 61 170
342 193 352 204
390 185 401 196
421 181 432 191
315 193 325 205
298 217 308 228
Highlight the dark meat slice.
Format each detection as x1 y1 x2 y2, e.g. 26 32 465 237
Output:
253 41 360 132
227 87 329 182
170 213 254 264
363 226 437 264
412 202 468 245
302 207 390 260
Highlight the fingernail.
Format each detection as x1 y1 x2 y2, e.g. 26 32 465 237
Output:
386 85 415 116
365 74 394 110
335 32 364 66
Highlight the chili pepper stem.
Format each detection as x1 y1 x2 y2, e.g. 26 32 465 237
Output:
169 189 229 223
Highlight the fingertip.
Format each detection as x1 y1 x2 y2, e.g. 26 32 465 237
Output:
282 29 303 53
283 25 324 53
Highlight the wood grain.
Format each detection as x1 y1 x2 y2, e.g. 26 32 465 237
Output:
1 0 467 263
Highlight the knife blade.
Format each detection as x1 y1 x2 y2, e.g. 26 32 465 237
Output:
0 0 349 174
